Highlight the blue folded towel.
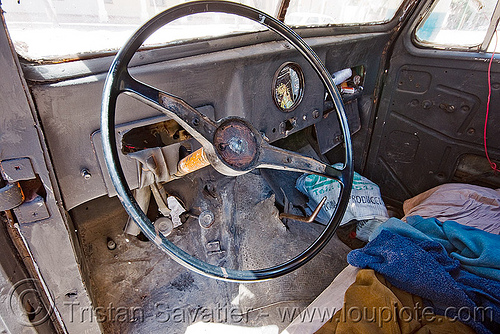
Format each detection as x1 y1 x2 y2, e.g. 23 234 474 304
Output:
348 229 500 334
408 215 500 282
370 216 500 282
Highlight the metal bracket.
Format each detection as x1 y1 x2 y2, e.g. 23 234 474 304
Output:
13 195 50 223
0 158 36 182
206 240 224 255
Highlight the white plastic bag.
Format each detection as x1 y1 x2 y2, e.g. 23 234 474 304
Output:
296 164 389 226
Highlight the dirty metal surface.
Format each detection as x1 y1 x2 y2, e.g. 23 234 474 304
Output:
0 213 57 334
71 169 350 333
0 10 99 332
213 119 259 171
315 99 361 155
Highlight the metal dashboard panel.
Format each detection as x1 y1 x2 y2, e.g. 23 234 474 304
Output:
32 45 326 210
29 33 392 210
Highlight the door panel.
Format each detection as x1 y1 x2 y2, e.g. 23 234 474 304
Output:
365 2 500 205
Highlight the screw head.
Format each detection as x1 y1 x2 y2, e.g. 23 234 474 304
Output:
81 168 92 180
198 210 215 229
155 217 174 236
107 238 117 250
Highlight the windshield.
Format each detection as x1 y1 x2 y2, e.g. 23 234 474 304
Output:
2 0 404 62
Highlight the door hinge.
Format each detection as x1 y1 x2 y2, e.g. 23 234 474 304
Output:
0 158 50 223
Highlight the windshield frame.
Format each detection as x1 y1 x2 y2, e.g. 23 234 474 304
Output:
411 0 500 52
1 0 412 65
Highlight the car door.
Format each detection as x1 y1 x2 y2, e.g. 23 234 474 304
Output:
364 0 500 207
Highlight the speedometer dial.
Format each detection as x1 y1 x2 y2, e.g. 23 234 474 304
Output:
273 62 304 112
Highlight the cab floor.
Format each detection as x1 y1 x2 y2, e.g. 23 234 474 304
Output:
70 170 350 334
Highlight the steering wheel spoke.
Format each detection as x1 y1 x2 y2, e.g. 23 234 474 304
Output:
119 72 217 149
257 143 344 182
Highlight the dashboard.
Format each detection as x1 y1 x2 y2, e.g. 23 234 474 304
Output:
28 33 383 210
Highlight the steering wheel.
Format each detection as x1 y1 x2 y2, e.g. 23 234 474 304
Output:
101 1 353 282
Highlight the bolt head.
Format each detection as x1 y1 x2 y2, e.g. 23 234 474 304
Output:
155 217 174 236
198 210 215 228
107 238 117 250
81 169 92 180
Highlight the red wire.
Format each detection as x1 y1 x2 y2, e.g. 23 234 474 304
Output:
484 31 500 173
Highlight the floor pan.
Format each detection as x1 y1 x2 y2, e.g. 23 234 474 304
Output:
70 170 350 333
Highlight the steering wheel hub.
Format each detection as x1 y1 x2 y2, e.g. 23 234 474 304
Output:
213 119 259 171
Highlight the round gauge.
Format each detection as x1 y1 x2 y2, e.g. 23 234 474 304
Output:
273 62 304 112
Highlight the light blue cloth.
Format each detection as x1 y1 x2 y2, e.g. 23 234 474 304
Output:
369 217 432 242
370 216 500 282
